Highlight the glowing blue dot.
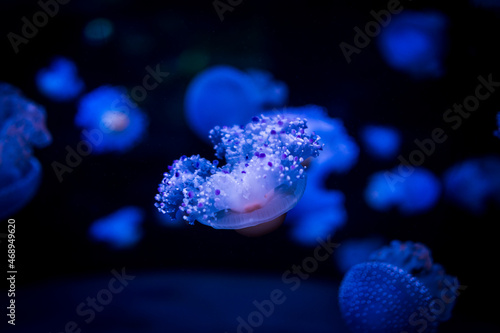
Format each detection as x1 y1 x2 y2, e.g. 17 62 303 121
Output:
88 206 144 249
360 124 401 160
83 18 114 45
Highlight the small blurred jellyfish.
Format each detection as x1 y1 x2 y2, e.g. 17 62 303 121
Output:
443 155 500 214
155 114 323 235
88 206 144 249
184 65 288 141
75 85 148 154
262 105 358 245
365 166 441 215
360 124 401 160
35 56 85 102
377 10 449 79
333 235 386 274
0 82 52 219
339 240 461 333
83 18 114 45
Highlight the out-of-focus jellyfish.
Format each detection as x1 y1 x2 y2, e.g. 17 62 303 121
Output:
88 206 144 249
365 167 441 215
360 124 401 160
263 105 358 245
35 56 85 102
443 155 500 214
333 236 386 275
184 65 288 141
83 18 114 45
75 85 148 154
154 114 322 235
339 240 462 333
377 10 449 79
0 82 52 219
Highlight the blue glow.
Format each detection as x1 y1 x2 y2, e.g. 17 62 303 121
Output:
339 240 460 333
333 236 386 274
35 56 85 102
378 10 449 79
155 113 323 229
443 155 500 214
0 82 52 219
360 124 401 160
75 85 148 154
83 18 114 45
495 112 500 139
365 167 441 215
184 65 288 140
88 206 144 249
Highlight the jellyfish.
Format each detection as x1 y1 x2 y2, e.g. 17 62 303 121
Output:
83 18 114 45
184 65 288 141
377 10 449 79
360 124 401 160
74 85 148 154
88 206 144 249
364 166 441 215
154 113 323 234
35 56 85 102
0 82 52 219
263 105 358 245
442 155 500 214
333 236 386 275
338 240 461 333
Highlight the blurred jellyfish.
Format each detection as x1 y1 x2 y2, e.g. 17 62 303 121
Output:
155 114 322 233
0 82 52 219
262 105 358 245
184 65 288 141
89 206 144 249
35 56 85 102
83 18 114 45
333 235 386 275
365 167 441 215
339 240 462 333
360 124 401 160
443 155 500 214
377 10 449 79
75 85 148 154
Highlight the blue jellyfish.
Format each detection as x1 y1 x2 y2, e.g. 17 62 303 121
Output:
443 155 500 214
364 167 441 215
377 10 449 79
155 114 323 233
339 240 462 333
360 124 401 160
75 85 148 154
333 236 386 275
0 82 52 219
83 18 114 45
35 56 85 102
262 106 358 244
184 65 288 141
88 206 144 249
